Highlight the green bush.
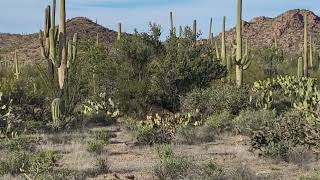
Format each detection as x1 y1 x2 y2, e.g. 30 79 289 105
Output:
182 83 250 117
153 144 191 180
175 111 234 144
89 129 114 145
0 150 57 178
87 141 104 155
234 109 276 135
250 110 320 161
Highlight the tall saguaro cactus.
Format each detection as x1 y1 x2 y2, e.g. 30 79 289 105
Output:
170 12 174 37
39 3 55 80
40 0 78 127
58 0 67 90
221 16 226 65
193 20 197 43
118 22 122 40
208 18 213 42
303 13 308 77
235 0 251 87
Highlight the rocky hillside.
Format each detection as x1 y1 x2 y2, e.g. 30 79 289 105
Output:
1 9 320 64
0 17 118 64
221 9 320 56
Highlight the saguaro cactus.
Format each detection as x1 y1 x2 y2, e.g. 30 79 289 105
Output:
235 0 251 87
309 35 313 68
51 98 61 128
40 0 78 127
170 12 174 36
39 3 55 80
58 0 67 90
215 40 220 60
221 16 226 65
227 55 232 82
193 20 197 43
298 57 303 78
14 50 20 79
179 26 183 38
118 22 122 40
208 18 213 42
303 13 308 77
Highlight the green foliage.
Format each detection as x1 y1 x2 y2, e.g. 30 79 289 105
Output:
175 111 233 145
251 111 320 160
253 76 320 123
182 83 249 117
204 111 235 134
234 109 276 135
0 150 57 178
301 171 320 180
153 144 191 180
89 128 114 145
87 140 104 155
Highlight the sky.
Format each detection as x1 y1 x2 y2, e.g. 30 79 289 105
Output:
1 0 319 38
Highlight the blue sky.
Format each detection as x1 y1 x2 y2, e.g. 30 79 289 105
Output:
1 0 319 38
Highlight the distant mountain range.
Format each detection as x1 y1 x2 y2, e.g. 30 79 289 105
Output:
0 9 319 63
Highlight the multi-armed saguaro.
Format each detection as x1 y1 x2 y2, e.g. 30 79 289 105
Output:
235 0 251 87
40 0 78 127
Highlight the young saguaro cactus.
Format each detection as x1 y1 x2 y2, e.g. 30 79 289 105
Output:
235 0 251 87
303 13 308 77
51 98 61 128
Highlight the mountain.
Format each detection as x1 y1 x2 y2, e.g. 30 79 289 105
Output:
1 9 320 64
0 17 118 64
219 9 320 56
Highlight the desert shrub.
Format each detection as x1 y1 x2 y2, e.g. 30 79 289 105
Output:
0 136 37 152
0 150 57 178
153 144 192 180
301 171 320 180
87 140 104 155
251 110 320 161
89 129 114 145
95 156 110 174
234 109 276 135
205 111 235 134
182 83 250 117
175 111 234 144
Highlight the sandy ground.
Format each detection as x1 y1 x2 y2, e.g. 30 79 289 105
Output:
1 119 320 180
